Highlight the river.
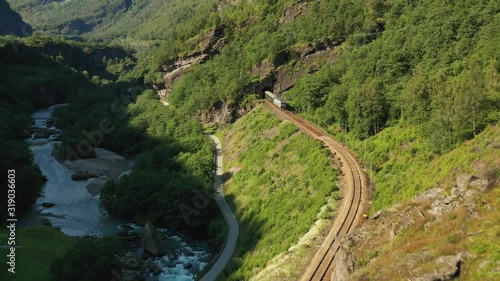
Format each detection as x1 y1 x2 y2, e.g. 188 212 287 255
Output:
20 104 212 280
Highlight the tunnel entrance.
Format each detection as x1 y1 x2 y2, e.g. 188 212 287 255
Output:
261 87 273 99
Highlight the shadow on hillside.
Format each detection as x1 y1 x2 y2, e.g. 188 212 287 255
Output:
217 194 266 279
222 171 234 183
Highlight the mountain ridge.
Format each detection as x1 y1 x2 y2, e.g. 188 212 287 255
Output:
0 0 32 36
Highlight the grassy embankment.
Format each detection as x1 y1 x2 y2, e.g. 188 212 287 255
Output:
0 226 72 281
334 125 499 280
218 105 340 280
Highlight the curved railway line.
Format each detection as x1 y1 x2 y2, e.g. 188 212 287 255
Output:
264 100 369 281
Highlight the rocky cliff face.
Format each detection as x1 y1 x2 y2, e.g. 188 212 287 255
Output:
332 167 498 281
0 0 32 37
159 28 225 95
274 43 339 94
156 2 337 126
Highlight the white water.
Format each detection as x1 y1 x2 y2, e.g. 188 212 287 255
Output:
157 235 211 280
20 104 212 280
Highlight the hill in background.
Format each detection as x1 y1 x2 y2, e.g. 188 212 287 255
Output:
0 0 32 36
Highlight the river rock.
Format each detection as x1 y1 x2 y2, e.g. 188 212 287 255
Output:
46 118 55 127
71 171 90 181
33 128 59 138
146 262 162 276
183 263 193 270
42 202 56 208
141 222 165 257
123 256 142 270
86 177 108 196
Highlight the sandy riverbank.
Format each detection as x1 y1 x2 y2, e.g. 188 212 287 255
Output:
55 147 134 196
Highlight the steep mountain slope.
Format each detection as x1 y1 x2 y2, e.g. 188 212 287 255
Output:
0 0 31 36
333 125 499 280
7 0 217 40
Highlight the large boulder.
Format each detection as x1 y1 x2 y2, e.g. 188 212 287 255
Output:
71 171 90 181
141 222 165 257
42 202 55 208
85 176 108 196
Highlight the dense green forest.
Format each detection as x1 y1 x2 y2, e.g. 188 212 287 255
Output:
43 48 220 236
160 0 500 148
0 36 132 281
95 90 220 234
0 34 221 279
150 0 500 213
7 0 219 43
0 34 219 235
0 36 86 222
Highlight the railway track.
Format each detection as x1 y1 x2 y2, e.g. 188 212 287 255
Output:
264 100 368 281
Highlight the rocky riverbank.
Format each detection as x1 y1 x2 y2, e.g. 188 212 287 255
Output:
53 147 133 196
117 222 212 281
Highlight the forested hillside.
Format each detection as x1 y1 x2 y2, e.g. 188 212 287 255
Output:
158 0 500 214
0 35 134 221
7 0 218 41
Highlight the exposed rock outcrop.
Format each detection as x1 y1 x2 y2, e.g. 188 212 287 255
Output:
333 245 356 281
85 176 109 196
162 54 208 87
456 173 496 192
413 254 463 281
200 101 236 126
158 28 224 99
274 45 338 94
31 83 70 108
331 168 497 281
279 1 309 25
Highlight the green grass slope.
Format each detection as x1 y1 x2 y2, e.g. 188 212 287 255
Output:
335 125 499 280
219 105 339 280
0 227 72 281
341 124 499 214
